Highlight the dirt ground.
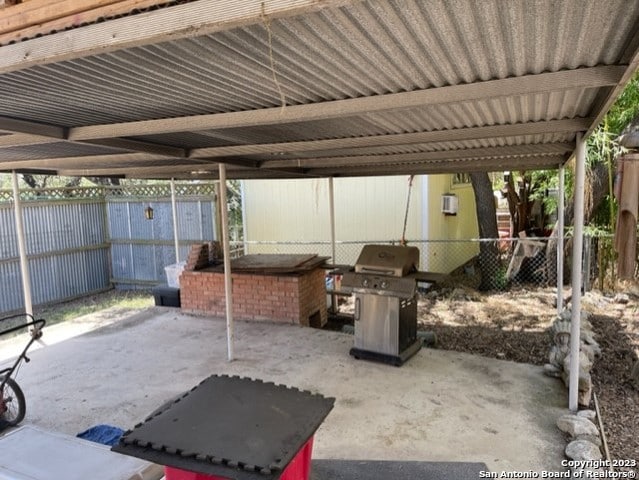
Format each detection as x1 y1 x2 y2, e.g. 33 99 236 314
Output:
335 282 639 462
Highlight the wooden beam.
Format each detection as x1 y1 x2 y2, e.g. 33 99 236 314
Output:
0 116 66 139
0 0 351 74
70 155 565 180
150 170 306 180
0 132 61 147
58 161 311 179
260 143 574 169
0 0 170 46
0 117 589 155
0 116 190 158
0 115 189 159
55 148 568 179
68 66 624 140
0 152 153 168
189 118 592 159
307 155 566 177
0 0 122 36
58 162 260 177
0 140 573 176
0 142 572 168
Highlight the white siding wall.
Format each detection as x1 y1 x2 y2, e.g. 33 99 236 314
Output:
242 174 478 272
334 176 422 241
242 176 423 264
243 178 332 242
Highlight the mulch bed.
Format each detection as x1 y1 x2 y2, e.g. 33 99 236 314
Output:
421 324 549 365
589 313 639 462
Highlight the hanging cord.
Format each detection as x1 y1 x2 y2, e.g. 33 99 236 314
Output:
400 175 415 246
261 3 286 111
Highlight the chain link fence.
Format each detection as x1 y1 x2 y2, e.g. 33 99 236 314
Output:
238 237 561 291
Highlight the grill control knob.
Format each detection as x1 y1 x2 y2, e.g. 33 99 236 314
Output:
362 278 369 287
381 280 388 289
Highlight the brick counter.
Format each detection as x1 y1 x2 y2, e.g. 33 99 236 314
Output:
180 267 327 327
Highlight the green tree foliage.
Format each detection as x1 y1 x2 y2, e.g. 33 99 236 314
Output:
602 71 639 135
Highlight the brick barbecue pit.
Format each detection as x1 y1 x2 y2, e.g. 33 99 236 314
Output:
180 245 328 327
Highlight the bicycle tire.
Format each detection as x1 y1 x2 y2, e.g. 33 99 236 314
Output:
0 376 26 426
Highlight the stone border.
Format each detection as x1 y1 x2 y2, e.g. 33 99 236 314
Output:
557 409 605 475
545 307 610 476
544 308 601 406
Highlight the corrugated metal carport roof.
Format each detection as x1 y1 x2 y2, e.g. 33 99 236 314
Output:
0 0 638 179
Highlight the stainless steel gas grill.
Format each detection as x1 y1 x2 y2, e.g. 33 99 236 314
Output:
341 244 422 366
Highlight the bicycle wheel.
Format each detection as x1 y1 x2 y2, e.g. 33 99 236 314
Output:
0 376 26 426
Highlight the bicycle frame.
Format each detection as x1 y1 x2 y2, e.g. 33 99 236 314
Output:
0 314 46 393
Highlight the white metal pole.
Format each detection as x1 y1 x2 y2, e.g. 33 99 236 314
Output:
328 177 336 264
218 164 234 361
557 166 565 316
170 178 180 263
421 176 430 271
569 133 586 411
11 171 33 317
240 180 248 255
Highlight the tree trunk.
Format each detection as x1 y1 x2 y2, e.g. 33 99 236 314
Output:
503 174 519 237
21 174 43 189
503 172 536 237
563 161 609 227
470 172 501 290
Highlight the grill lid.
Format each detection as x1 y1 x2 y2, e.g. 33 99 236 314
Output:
354 245 419 277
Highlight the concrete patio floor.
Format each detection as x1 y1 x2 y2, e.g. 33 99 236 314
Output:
0 307 568 474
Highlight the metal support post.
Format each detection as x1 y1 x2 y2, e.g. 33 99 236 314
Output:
328 177 336 264
170 178 180 262
11 171 33 317
218 164 235 361
569 133 586 411
557 165 565 316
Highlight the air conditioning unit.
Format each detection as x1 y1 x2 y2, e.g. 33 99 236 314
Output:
441 194 459 215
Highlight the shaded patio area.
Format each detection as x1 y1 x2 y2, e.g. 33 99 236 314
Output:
3 0 639 417
1 307 567 474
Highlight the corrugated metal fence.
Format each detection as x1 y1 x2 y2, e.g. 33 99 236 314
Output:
0 184 217 315
106 185 217 287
